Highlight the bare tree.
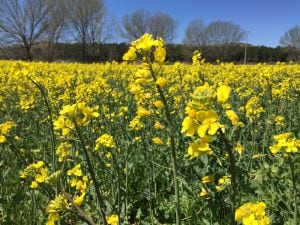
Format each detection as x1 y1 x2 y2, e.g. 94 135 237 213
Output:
44 0 68 60
121 10 177 43
147 12 177 42
183 19 207 46
280 26 300 48
122 9 149 41
66 0 106 60
206 20 245 45
0 0 54 59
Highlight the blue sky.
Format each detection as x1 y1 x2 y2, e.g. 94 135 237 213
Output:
105 0 300 47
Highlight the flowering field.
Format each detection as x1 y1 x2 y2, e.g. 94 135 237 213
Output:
1 34 300 225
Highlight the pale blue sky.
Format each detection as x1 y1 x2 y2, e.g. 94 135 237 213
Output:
105 0 300 46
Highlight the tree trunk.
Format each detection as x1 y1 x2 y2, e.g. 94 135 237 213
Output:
25 45 32 61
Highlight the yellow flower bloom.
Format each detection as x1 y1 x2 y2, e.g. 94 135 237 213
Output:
199 187 210 198
181 116 198 137
67 164 82 177
137 106 151 117
154 46 166 63
217 85 231 103
95 134 115 149
0 135 6 143
235 202 270 225
156 77 168 87
187 137 213 157
152 137 164 145
153 100 164 108
235 143 244 155
74 192 85 206
107 214 119 225
154 121 164 130
201 175 214 184
226 110 239 126
123 47 137 61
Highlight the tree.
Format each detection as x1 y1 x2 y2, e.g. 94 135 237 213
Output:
280 26 300 48
44 0 68 60
121 10 177 43
147 12 177 42
0 0 54 59
205 20 245 45
122 9 149 41
66 0 106 59
183 19 207 46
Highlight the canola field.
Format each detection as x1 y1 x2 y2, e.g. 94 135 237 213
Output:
1 34 300 225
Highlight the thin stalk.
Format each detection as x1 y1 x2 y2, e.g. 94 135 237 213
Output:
74 121 107 225
141 132 155 225
149 64 181 225
63 191 97 225
288 156 298 225
219 129 237 225
111 152 122 225
28 77 56 170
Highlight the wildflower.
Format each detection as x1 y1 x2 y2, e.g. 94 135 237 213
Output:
19 161 48 189
245 96 265 120
216 175 231 191
73 192 85 206
153 100 164 108
154 121 164 130
199 187 210 198
129 116 144 130
107 214 119 225
217 85 231 103
181 116 198 137
226 110 239 126
187 136 214 157
269 132 299 154
235 201 270 225
156 77 167 87
67 164 82 177
46 194 69 225
274 115 284 126
137 106 151 117
56 142 71 162
154 46 166 63
235 143 244 155
95 134 115 149
0 121 15 143
152 137 164 145
123 47 136 61
201 175 214 184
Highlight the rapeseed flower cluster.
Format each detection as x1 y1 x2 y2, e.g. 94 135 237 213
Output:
19 161 48 189
181 82 233 157
269 132 300 154
67 164 89 204
0 121 15 143
54 102 99 136
46 194 69 225
235 202 270 225
56 142 72 162
106 214 119 225
123 33 166 64
95 134 115 149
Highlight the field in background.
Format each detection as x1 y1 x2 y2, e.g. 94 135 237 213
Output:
0 56 299 225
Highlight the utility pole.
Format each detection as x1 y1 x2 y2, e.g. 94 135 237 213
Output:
244 31 249 65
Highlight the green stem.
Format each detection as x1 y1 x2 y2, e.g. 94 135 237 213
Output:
28 77 56 170
288 156 298 225
111 151 122 225
74 121 107 225
219 129 237 225
149 64 181 225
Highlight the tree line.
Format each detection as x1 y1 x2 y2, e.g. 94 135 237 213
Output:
0 0 300 63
